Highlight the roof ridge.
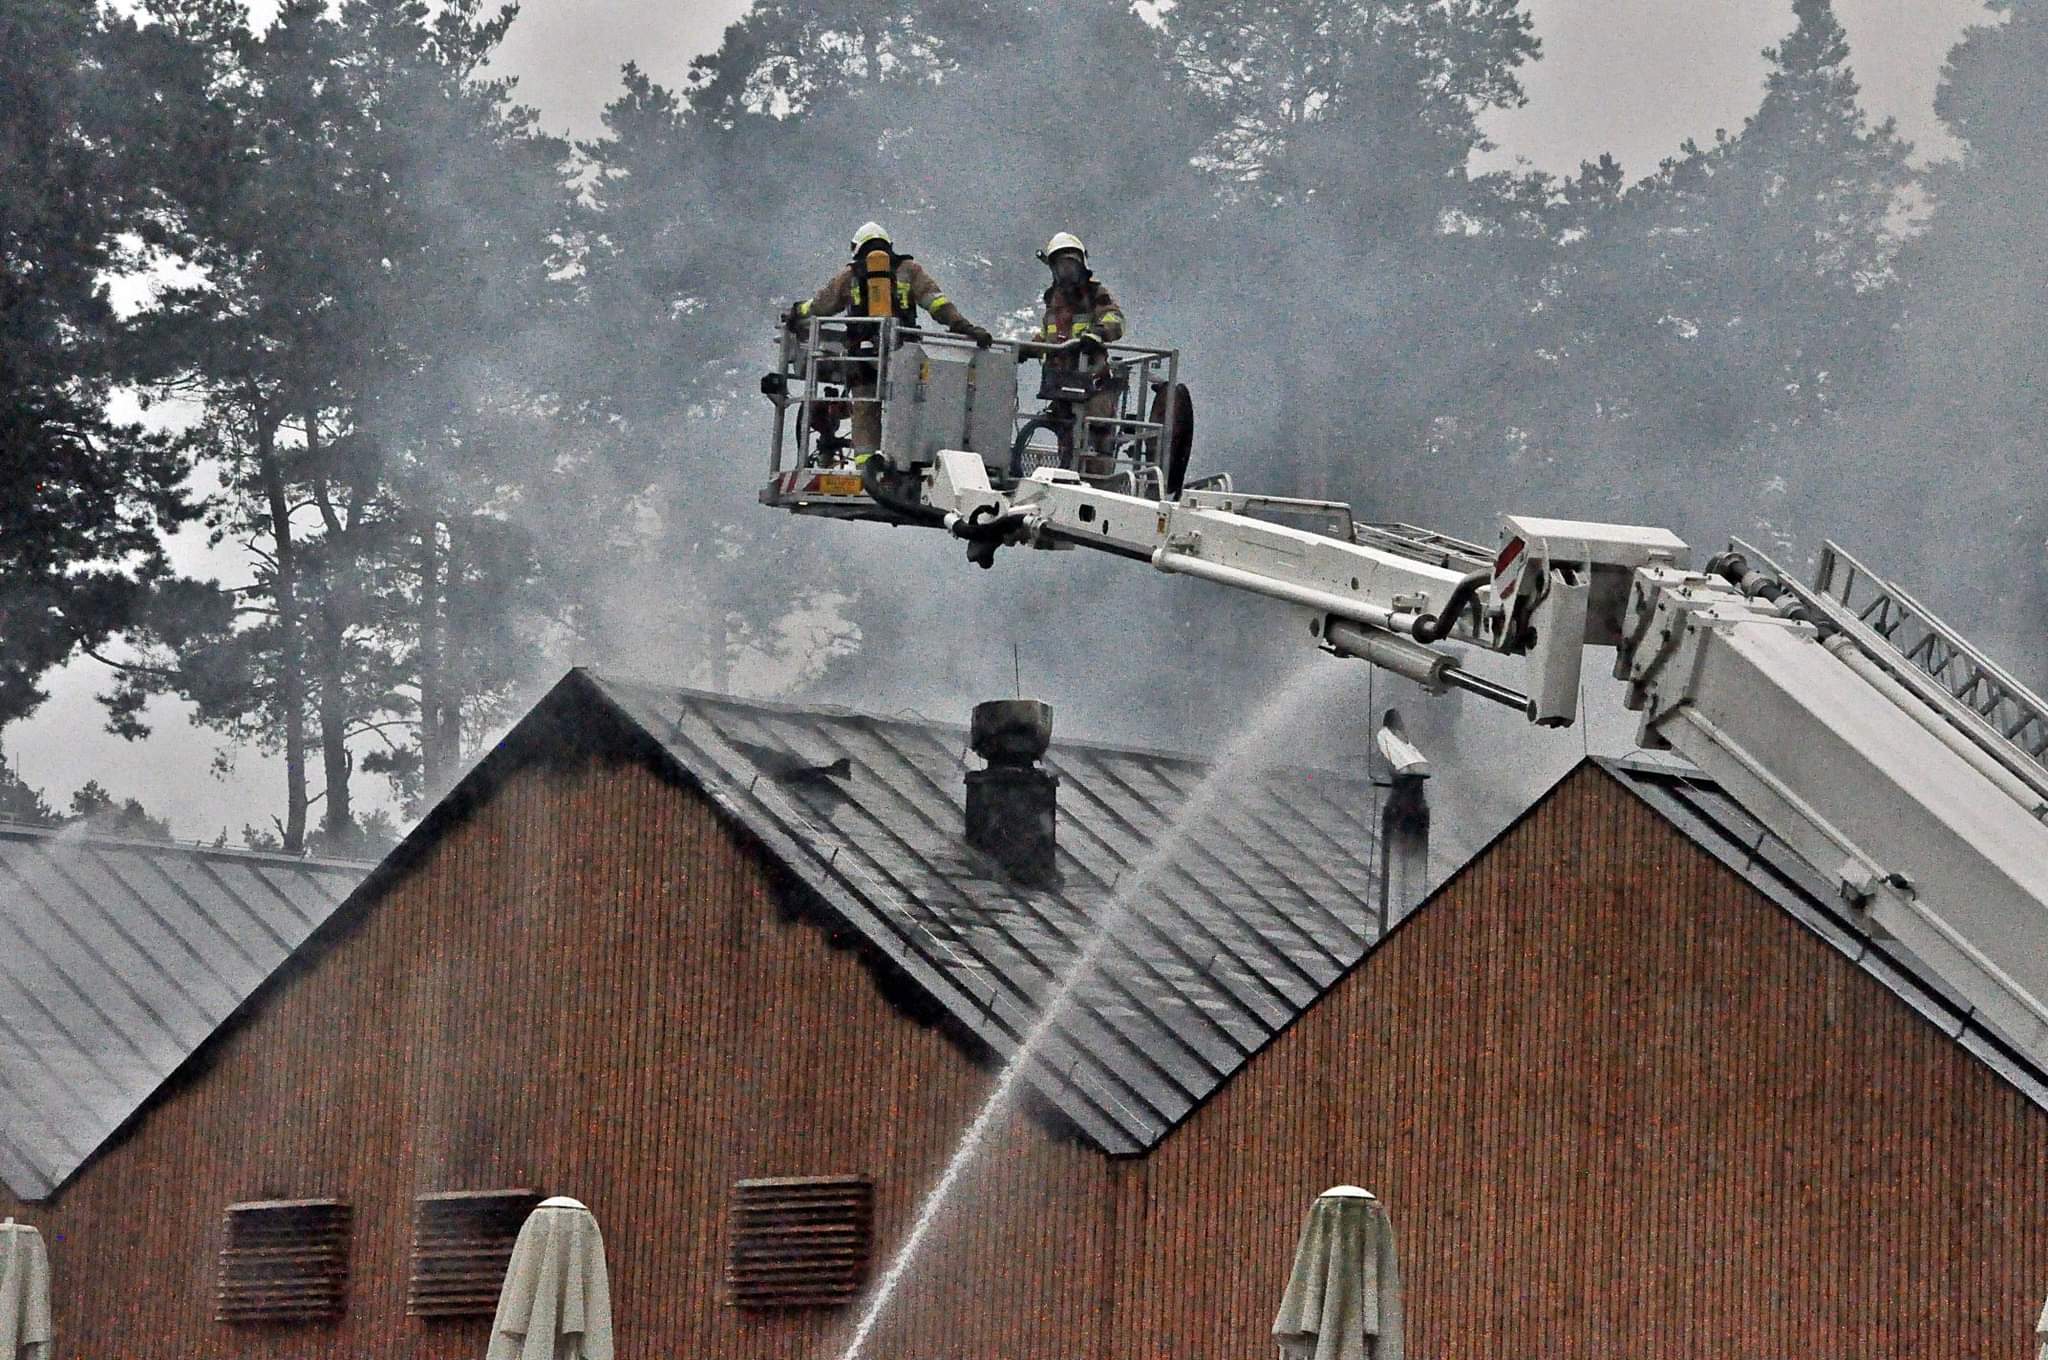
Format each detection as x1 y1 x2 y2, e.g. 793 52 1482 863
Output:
580 667 1367 781
0 821 378 870
581 669 1397 1154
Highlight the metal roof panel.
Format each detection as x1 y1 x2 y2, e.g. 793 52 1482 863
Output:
588 673 1394 1153
0 827 371 1200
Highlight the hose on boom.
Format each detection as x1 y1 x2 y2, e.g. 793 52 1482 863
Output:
1411 569 1490 643
947 502 1037 569
1705 551 1831 636
859 457 946 526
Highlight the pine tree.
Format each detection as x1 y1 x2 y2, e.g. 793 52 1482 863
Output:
877 0 1208 315
0 0 194 728
683 0 1013 126
545 63 864 701
66 781 174 840
0 752 57 827
1161 0 1537 195
326 0 569 802
117 0 570 843
1825 0 2048 670
1157 0 1544 518
115 0 365 851
1693 0 1909 437
1526 0 1911 544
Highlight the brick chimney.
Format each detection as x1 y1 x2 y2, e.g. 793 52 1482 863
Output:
965 699 1059 886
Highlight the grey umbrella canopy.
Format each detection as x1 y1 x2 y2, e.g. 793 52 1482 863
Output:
0 1220 51 1360
487 1197 613 1360
1272 1186 1404 1360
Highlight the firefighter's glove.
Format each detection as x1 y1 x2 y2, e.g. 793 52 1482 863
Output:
959 323 993 348
782 303 807 333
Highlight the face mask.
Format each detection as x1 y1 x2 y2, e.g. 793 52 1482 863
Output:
1053 257 1085 287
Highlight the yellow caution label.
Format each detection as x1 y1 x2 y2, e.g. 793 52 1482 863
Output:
815 473 864 496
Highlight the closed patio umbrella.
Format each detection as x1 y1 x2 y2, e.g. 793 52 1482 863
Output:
487 1197 612 1360
0 1219 51 1360
1272 1186 1403 1360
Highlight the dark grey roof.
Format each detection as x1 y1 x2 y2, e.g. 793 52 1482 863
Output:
0 825 370 1199
586 672 1388 1155
1600 755 2048 1113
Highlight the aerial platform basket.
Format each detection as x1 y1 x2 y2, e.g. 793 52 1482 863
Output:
759 315 1191 522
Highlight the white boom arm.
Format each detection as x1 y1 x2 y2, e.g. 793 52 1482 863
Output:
904 451 2048 1069
924 453 1686 722
1621 566 2048 1060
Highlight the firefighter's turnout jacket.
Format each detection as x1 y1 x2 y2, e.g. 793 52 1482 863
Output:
796 257 973 334
1037 276 1127 458
1035 277 1125 346
793 254 977 455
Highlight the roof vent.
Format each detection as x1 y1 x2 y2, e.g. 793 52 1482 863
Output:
727 1174 874 1308
965 700 1059 886
408 1188 541 1318
215 1198 351 1324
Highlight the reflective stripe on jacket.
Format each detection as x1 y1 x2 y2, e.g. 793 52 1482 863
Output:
1036 278 1125 345
798 258 969 331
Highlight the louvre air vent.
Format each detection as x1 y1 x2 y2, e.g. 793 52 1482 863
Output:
216 1198 351 1324
727 1174 874 1308
408 1188 541 1318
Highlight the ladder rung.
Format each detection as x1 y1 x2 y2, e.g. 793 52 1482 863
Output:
1733 537 2048 816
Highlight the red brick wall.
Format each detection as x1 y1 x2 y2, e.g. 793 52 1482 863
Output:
10 754 2045 1359
3 748 1111 1359
1127 764 2048 1357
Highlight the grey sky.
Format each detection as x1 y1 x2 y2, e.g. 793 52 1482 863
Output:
489 0 746 140
1480 0 1985 172
492 0 1986 167
5 0 1994 840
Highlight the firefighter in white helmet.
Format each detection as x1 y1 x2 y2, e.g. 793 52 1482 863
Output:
783 222 991 460
1032 232 1126 466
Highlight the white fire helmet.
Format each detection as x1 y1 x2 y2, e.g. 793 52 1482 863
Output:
1039 231 1087 265
851 221 892 255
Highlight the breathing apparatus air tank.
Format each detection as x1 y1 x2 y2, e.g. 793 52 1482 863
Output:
862 248 895 321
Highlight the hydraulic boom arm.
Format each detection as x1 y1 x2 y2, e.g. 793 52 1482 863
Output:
909 451 1686 726
760 323 2048 1073
918 453 2048 1069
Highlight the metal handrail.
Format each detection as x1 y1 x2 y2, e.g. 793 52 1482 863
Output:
768 316 1181 486
1734 537 2048 814
1815 543 2048 738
